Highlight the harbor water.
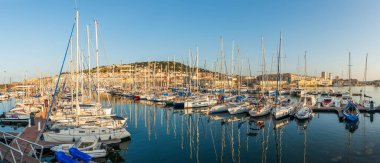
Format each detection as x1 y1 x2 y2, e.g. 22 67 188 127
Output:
107 86 380 163
3 86 380 162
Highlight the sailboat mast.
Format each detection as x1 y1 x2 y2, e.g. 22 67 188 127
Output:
261 33 266 93
304 50 307 88
86 25 92 99
237 44 241 95
188 49 191 92
276 33 282 102
95 19 100 103
349 52 352 98
75 9 80 121
220 36 224 91
363 53 368 99
196 46 199 93
81 49 84 102
70 37 74 110
173 57 176 90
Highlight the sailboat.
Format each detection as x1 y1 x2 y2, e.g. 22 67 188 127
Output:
249 100 272 117
272 33 295 120
249 34 272 117
342 53 359 121
43 11 131 142
295 51 314 120
360 54 375 110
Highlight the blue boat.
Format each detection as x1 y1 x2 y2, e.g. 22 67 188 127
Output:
55 151 77 163
342 100 359 121
174 102 184 109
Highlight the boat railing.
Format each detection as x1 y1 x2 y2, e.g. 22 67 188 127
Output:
0 130 44 163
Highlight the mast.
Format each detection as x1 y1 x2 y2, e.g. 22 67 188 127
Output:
349 52 352 98
86 25 92 99
304 50 307 88
70 37 73 110
363 53 368 100
81 49 84 102
196 46 199 93
231 40 235 77
276 33 282 103
75 9 80 122
167 57 169 90
230 40 235 96
174 57 176 90
237 44 241 95
220 36 224 92
188 49 192 93
153 61 156 91
95 19 100 104
261 33 266 94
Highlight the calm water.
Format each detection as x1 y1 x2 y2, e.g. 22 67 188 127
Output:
108 86 380 163
0 99 25 133
5 86 380 163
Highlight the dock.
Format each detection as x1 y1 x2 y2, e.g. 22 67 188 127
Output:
0 109 47 163
310 105 380 120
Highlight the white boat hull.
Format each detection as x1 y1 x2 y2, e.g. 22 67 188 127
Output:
209 104 228 113
43 128 131 142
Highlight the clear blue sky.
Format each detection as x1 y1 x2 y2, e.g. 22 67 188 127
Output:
1 0 380 82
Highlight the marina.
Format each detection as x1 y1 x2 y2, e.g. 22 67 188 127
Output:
1 1 380 163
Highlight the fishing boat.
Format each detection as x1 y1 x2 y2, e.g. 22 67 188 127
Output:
342 101 359 121
321 96 334 107
51 136 107 158
342 53 359 122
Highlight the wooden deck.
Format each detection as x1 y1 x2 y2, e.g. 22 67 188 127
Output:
1 109 47 163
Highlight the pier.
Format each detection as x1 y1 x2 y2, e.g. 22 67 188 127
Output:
310 105 380 120
0 108 47 163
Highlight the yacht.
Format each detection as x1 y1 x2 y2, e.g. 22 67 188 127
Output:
51 136 107 158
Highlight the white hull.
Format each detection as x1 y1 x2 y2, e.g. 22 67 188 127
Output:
273 106 294 120
228 104 251 115
209 104 228 113
295 107 312 120
249 105 271 117
52 146 106 158
43 127 131 142
184 100 217 108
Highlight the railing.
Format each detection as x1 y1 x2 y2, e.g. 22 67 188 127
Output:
0 130 44 163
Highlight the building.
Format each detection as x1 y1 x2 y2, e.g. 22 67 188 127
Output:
321 71 327 80
256 73 332 87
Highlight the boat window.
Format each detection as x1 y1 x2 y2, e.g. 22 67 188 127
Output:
102 130 106 132
79 131 85 133
78 142 93 148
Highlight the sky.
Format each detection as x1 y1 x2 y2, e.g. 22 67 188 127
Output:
1 0 380 82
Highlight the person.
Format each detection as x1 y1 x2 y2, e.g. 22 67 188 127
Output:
370 100 374 110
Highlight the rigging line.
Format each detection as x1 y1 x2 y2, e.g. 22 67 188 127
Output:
40 22 76 137
97 24 110 67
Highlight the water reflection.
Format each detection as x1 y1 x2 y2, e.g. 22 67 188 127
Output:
108 97 380 163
